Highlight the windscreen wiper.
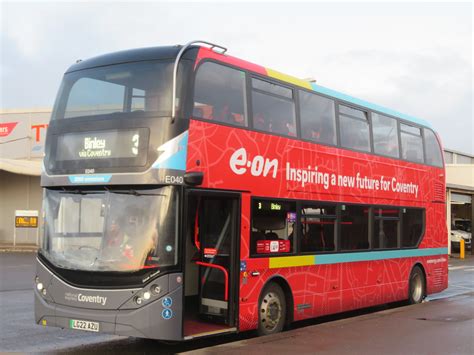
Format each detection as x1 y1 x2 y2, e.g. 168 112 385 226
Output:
110 189 165 197
59 188 102 195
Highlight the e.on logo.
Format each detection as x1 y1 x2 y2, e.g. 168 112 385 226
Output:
229 148 278 178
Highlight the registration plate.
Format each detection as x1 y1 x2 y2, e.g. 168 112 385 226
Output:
70 319 99 332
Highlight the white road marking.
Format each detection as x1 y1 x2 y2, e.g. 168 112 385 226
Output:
449 266 468 270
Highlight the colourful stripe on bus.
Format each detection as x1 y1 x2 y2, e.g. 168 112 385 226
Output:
269 255 314 268
265 68 313 90
310 83 432 128
268 247 448 269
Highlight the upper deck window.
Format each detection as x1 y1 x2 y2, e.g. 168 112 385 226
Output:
252 79 293 99
372 113 400 158
400 123 424 163
299 91 337 145
251 78 296 137
424 128 443 167
193 62 248 126
52 61 176 120
338 104 371 152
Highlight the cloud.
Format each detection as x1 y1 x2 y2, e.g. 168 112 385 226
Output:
1 1 472 153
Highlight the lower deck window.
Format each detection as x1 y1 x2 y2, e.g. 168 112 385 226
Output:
340 205 369 250
402 208 424 247
251 200 296 255
373 208 399 249
249 198 425 256
301 204 336 252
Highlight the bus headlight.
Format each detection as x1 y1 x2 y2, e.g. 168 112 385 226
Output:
37 282 44 291
143 291 151 300
135 296 143 305
151 285 161 295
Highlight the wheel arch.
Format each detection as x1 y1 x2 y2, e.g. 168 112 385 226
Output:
410 262 427 297
260 275 294 327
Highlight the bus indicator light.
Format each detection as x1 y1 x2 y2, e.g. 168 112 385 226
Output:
152 285 161 295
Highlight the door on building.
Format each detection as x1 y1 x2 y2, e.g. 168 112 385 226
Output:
183 191 239 338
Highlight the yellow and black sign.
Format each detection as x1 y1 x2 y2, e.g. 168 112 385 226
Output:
15 216 38 228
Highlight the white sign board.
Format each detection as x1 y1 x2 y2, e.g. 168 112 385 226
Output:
15 210 39 217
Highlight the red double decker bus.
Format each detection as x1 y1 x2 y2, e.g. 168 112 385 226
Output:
36 41 447 340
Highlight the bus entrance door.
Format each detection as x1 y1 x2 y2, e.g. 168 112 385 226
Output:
184 192 239 337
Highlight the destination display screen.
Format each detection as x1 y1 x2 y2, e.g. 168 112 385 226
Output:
56 129 148 163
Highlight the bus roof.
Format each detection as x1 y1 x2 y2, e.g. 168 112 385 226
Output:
66 44 433 129
65 45 197 73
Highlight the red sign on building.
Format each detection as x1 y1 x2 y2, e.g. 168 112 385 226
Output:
0 122 18 137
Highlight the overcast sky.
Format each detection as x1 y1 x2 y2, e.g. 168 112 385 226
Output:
1 1 472 153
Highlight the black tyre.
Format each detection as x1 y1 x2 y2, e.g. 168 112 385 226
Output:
408 266 425 304
257 282 286 336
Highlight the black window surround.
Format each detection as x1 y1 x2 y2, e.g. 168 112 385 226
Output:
249 196 425 258
190 58 444 169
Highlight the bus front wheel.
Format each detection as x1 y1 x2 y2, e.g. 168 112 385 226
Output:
258 282 286 336
408 266 425 304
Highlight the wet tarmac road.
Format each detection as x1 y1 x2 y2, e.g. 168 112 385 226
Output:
1 252 473 353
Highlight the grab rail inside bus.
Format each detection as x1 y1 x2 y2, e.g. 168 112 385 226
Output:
172 40 227 122
195 261 229 301
194 200 201 251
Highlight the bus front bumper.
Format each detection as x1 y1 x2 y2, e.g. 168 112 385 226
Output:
34 277 184 341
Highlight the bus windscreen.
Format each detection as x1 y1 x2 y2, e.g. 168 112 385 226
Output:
52 61 174 120
40 186 178 274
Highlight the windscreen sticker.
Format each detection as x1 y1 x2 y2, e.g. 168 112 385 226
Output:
68 175 112 183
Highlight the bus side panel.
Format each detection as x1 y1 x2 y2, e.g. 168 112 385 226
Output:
238 250 448 331
238 193 257 331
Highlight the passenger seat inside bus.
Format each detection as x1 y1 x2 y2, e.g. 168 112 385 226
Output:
264 232 279 240
253 113 268 131
193 107 204 118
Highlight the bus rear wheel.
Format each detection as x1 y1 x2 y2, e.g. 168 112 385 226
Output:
408 266 425 304
258 282 286 336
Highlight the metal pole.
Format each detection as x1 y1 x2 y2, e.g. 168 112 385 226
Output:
36 223 39 246
447 189 451 255
471 193 474 255
13 219 17 247
171 40 227 122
